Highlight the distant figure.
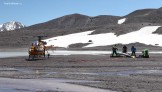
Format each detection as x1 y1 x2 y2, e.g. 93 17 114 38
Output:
122 45 127 53
131 46 136 56
112 45 118 56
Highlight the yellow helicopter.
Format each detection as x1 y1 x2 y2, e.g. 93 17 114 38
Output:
27 36 54 61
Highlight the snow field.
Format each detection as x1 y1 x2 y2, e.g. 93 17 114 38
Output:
44 26 161 48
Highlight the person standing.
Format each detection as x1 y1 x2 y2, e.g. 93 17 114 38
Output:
131 46 136 56
112 45 118 56
122 45 127 53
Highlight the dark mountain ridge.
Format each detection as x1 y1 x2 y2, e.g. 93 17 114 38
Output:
124 7 162 24
1 7 162 48
26 13 120 30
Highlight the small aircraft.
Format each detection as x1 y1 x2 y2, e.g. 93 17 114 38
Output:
27 36 54 61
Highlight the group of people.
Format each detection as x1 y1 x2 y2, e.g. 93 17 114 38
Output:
112 45 136 57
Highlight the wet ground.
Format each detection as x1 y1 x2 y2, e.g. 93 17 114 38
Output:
0 50 112 58
1 53 162 92
0 78 113 92
1 50 162 58
2 67 162 78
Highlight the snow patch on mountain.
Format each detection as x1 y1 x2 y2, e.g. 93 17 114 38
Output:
0 24 3 31
44 31 94 47
118 18 126 24
0 21 25 31
44 26 161 48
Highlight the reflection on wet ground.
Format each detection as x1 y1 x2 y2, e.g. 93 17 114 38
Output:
1 67 162 92
0 51 111 58
1 67 162 77
0 52 28 58
44 69 162 76
0 78 113 92
1 50 162 58
96 70 162 76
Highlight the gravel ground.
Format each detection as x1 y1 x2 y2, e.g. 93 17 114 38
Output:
1 54 162 92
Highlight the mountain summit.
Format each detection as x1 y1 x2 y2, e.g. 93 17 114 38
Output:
27 13 120 30
0 21 25 31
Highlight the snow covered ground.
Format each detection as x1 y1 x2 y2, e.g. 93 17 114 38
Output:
44 26 161 48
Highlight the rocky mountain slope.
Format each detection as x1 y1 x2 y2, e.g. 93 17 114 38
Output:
0 7 162 49
26 14 120 30
124 8 162 24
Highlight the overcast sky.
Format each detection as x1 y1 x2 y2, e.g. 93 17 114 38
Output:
0 0 162 26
